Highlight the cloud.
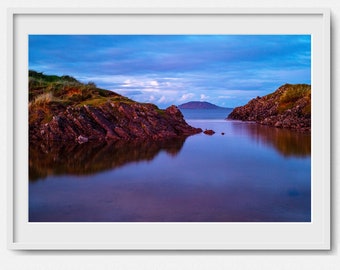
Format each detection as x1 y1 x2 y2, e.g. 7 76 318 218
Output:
29 35 311 108
179 93 195 102
200 94 209 100
115 90 144 96
150 80 159 87
218 95 232 99
158 96 167 103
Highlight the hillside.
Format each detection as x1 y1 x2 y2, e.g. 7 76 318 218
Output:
227 84 311 132
29 71 202 142
178 101 227 109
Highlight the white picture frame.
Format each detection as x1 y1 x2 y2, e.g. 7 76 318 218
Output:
8 8 330 250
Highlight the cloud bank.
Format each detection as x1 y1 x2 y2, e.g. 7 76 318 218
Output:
29 35 311 108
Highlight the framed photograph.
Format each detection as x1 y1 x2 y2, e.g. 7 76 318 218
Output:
8 8 330 250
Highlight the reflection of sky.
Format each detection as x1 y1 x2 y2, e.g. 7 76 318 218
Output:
29 35 311 108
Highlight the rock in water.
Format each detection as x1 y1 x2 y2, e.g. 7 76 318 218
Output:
227 84 311 132
203 129 215 135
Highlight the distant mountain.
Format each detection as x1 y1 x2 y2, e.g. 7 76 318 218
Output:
178 101 228 109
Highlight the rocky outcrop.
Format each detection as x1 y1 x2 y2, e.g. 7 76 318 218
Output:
227 84 311 132
30 102 202 142
203 129 216 135
29 71 202 142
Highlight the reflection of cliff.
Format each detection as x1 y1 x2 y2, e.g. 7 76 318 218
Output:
229 122 311 157
29 137 187 181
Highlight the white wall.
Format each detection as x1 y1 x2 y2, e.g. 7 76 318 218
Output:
1 0 338 269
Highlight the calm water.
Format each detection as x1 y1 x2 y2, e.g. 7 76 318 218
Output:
29 109 311 222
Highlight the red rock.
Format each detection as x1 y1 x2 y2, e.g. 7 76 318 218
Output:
30 102 202 142
227 84 311 132
203 129 215 135
28 72 203 143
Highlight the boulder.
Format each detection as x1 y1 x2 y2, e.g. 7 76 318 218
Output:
203 129 215 135
77 135 88 144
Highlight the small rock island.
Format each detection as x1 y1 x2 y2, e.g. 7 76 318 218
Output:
29 71 202 143
227 84 311 132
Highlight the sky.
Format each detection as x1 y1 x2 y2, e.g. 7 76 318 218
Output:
29 35 311 108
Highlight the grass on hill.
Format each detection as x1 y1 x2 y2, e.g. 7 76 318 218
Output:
277 84 311 114
29 70 132 108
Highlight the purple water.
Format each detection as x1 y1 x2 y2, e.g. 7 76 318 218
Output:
29 109 311 222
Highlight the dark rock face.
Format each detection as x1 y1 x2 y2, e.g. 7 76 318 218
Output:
29 103 202 142
227 84 311 132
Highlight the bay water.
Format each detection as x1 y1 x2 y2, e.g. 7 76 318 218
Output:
29 108 311 222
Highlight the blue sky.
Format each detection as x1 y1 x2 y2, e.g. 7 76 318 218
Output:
29 35 311 108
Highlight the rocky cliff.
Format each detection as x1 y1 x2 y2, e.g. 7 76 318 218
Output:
227 84 311 132
29 71 202 142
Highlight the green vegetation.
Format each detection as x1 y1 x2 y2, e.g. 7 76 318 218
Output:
279 84 310 103
29 92 55 107
277 84 311 113
28 70 137 125
29 70 132 107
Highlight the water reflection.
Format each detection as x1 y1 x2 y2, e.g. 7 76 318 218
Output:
29 121 311 222
29 137 187 181
228 121 311 157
